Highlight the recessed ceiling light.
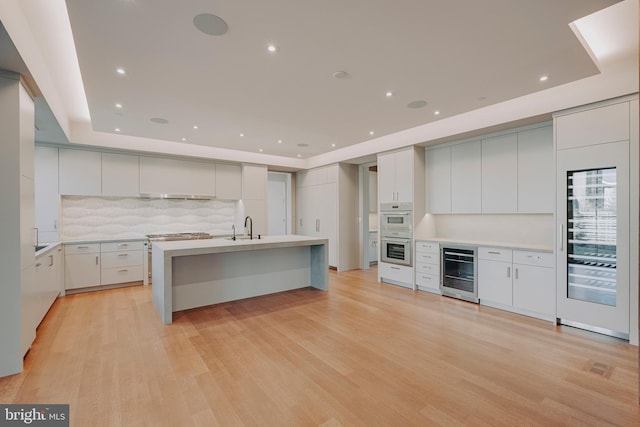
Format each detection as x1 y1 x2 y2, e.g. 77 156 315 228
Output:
193 125 198 130
331 143 336 147
115 103 122 109
150 117 169 124
385 91 393 97
115 128 120 132
369 131 375 135
332 70 349 79
407 100 427 109
297 154 301 158
539 74 549 82
259 149 263 152
181 138 186 141
193 13 228 36
116 68 126 75
267 44 278 53
278 139 283 144
297 143 309 147
239 133 244 137
434 110 440 116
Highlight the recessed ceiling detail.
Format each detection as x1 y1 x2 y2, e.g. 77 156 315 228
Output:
332 71 349 79
150 117 169 124
407 100 427 109
297 143 309 147
193 13 228 36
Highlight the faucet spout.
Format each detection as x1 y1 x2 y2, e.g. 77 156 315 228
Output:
231 224 236 241
244 216 253 240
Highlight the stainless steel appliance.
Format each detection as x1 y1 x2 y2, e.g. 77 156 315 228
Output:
440 244 478 303
379 202 413 266
146 232 214 283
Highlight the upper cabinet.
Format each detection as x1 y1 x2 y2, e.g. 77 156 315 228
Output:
139 156 215 197
451 141 481 213
378 148 414 203
101 153 140 197
215 163 242 200
59 149 102 195
426 123 553 214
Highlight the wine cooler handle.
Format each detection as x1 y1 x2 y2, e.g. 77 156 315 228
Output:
559 224 564 251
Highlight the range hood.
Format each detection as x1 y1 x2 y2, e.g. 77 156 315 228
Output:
138 193 214 200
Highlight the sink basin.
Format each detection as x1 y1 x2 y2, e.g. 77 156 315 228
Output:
35 245 49 252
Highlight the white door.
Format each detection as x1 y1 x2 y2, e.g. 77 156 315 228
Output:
268 173 287 235
556 141 630 335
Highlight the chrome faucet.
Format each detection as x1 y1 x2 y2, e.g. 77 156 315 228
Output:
231 224 236 241
244 216 253 240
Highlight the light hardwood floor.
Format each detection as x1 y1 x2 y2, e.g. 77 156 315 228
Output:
1 267 638 426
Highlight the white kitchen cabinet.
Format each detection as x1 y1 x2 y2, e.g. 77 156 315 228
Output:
555 101 630 150
512 251 555 319
451 141 481 213
139 156 215 197
34 245 63 327
517 126 553 213
215 163 242 200
35 146 59 243
478 247 513 306
101 152 140 196
377 149 414 203
59 149 102 195
101 241 145 286
481 134 517 213
369 171 378 212
426 146 451 213
379 262 413 288
415 241 440 294
242 164 268 200
64 244 101 290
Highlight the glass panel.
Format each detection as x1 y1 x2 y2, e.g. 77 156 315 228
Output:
443 248 475 293
567 168 616 306
386 243 406 260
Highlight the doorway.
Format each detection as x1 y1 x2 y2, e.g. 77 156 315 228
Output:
359 162 378 269
267 172 292 235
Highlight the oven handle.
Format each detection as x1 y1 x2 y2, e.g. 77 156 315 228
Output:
381 237 411 244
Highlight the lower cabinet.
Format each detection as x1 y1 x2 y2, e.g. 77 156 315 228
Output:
379 261 413 288
65 241 146 292
478 246 555 322
415 240 440 294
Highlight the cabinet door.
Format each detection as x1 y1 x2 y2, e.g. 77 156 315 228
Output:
59 149 102 195
377 152 396 203
316 183 337 267
139 156 215 196
394 149 414 203
451 141 481 213
242 164 267 200
482 134 517 213
478 259 513 306
34 146 59 237
65 253 101 289
102 153 140 196
513 265 555 316
427 146 451 213
215 164 242 200
517 126 553 213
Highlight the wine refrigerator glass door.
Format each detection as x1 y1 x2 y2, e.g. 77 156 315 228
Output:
556 141 629 337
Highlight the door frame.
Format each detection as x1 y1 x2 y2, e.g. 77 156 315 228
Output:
359 162 377 269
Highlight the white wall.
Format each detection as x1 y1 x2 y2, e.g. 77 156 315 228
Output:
61 196 237 241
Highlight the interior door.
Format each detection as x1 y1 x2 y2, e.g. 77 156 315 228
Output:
556 141 630 335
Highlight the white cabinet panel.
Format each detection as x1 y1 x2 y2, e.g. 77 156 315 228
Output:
394 149 414 203
101 153 140 196
59 149 102 195
65 252 100 289
478 259 513 306
513 263 555 317
415 240 440 293
451 141 481 213
242 164 267 200
215 163 242 200
35 146 59 240
556 102 629 150
377 152 396 204
426 146 451 213
379 262 413 288
481 134 517 213
518 126 553 213
139 156 215 196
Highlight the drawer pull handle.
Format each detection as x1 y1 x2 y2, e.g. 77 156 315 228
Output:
488 251 501 255
390 266 400 270
422 276 431 280
118 244 128 247
35 263 42 267
118 269 129 273
77 246 89 249
118 254 128 257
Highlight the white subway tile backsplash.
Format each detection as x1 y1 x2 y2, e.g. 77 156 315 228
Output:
61 196 237 240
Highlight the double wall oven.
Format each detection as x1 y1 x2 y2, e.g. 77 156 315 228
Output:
380 202 412 266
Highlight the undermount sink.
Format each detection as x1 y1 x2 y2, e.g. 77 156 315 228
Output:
35 245 49 252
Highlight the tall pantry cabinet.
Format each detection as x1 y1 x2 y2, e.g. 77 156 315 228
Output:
295 164 358 271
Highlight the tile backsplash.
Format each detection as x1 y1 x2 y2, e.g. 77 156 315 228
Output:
61 196 238 241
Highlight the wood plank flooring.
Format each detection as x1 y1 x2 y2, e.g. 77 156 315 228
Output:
1 267 638 426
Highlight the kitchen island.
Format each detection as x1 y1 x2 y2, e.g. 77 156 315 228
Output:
151 235 328 323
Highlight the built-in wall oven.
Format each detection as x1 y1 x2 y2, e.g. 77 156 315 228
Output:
440 244 478 303
380 202 412 266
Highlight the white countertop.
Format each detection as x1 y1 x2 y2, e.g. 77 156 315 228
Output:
417 237 553 252
152 234 329 257
63 236 149 245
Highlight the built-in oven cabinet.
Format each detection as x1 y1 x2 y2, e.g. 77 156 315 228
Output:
415 241 440 294
379 262 413 289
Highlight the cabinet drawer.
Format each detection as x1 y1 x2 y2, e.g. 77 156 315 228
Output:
478 247 512 262
415 273 440 289
101 265 143 285
101 250 143 268
416 262 439 276
65 243 100 254
415 251 439 264
379 262 413 285
416 241 439 253
513 251 554 268
101 241 145 252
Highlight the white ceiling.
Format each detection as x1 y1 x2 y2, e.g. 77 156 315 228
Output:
63 0 618 160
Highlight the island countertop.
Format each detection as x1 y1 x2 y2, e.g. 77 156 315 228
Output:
152 235 329 323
